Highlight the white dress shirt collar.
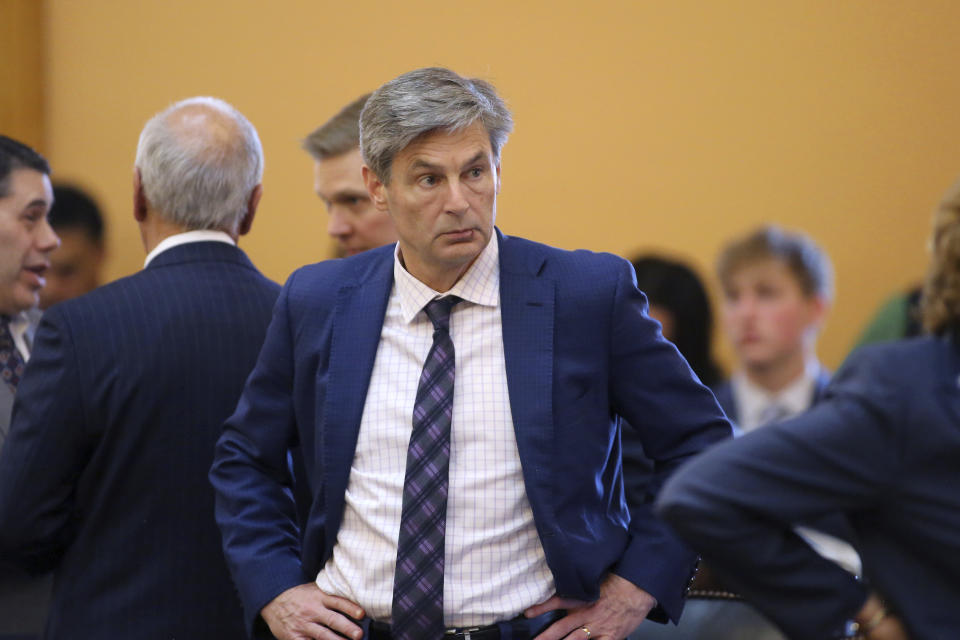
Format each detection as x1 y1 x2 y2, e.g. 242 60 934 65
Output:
393 234 500 323
143 230 235 268
5 310 34 361
733 360 821 433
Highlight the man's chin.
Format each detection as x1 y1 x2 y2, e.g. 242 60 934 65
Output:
4 291 40 315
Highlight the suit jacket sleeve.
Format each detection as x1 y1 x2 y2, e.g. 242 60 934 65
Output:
654 347 902 638
209 276 306 635
0 307 90 572
606 258 732 622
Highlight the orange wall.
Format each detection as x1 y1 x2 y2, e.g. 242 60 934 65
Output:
1 0 44 149
41 1 960 370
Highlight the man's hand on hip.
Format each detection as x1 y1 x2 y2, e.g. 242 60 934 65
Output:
525 573 657 640
855 593 910 640
261 582 365 640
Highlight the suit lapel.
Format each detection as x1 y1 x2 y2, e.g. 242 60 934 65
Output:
321 257 394 541
498 233 557 513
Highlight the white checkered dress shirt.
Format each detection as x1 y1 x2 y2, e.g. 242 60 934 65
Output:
315 235 556 626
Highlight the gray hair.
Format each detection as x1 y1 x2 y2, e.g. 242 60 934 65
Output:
302 93 370 161
360 67 513 183
135 96 263 233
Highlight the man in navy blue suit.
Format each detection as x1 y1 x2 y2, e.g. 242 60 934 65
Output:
0 97 280 639
211 68 731 640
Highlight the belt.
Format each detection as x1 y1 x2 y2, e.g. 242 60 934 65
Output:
366 610 564 640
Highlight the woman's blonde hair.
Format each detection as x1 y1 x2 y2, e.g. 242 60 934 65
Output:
920 176 960 334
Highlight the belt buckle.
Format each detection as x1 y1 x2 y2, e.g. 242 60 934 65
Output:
445 626 482 640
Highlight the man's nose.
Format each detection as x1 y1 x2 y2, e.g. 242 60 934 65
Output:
327 211 351 237
444 180 469 215
733 296 759 320
36 218 60 253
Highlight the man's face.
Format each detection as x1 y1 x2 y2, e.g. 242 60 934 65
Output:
365 121 499 290
721 258 826 371
0 169 59 315
314 148 396 256
38 228 104 309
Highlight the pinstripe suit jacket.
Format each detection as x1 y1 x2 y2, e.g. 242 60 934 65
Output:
0 241 279 640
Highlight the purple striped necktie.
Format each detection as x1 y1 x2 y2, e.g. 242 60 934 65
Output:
391 296 460 640
0 316 26 393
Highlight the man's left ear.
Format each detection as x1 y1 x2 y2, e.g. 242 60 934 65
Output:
495 163 502 194
133 168 148 222
363 165 389 211
237 184 263 237
807 294 831 332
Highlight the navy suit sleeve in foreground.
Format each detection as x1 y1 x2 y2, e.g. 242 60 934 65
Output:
210 273 306 631
603 257 732 621
655 341 958 638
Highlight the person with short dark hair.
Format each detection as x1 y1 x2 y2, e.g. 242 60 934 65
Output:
0 134 60 640
211 67 731 640
38 184 106 309
303 93 397 257
0 99 280 640
656 176 960 639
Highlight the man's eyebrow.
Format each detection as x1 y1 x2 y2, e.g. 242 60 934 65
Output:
408 158 443 172
24 197 50 210
460 151 486 170
331 189 370 200
408 151 488 173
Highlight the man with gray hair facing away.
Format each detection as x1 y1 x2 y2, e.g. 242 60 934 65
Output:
212 67 730 640
303 93 398 257
0 97 280 639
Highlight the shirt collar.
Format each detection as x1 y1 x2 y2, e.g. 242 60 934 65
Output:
3 309 35 360
144 230 236 268
734 360 821 428
5 311 31 343
394 233 500 324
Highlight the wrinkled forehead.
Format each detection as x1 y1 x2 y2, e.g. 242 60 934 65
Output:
398 122 494 164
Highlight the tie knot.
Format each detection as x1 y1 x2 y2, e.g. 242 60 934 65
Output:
758 403 791 426
423 296 460 333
